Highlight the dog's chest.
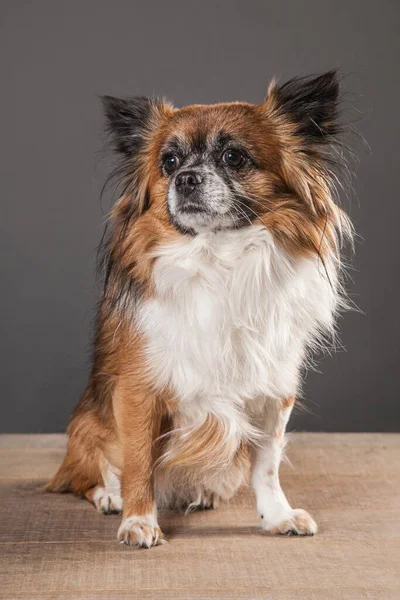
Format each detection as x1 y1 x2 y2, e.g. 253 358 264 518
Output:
137 227 337 407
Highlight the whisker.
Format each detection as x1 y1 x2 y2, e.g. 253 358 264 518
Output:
230 202 253 227
237 194 288 217
233 197 270 229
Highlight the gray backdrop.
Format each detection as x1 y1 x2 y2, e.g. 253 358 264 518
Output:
1 1 399 432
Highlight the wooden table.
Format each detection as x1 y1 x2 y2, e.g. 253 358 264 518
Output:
0 433 399 599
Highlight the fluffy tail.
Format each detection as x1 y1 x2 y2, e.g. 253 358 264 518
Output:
45 455 73 493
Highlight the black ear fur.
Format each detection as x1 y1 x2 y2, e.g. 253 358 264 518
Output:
274 70 340 142
101 95 156 156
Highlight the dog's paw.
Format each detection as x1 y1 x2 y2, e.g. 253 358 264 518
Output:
92 487 122 515
185 489 220 513
118 515 165 548
262 509 318 536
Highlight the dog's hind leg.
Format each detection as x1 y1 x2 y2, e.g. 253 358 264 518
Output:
84 461 123 514
46 385 121 515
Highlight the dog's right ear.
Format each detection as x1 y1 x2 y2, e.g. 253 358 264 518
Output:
101 96 173 218
101 96 158 157
101 95 166 157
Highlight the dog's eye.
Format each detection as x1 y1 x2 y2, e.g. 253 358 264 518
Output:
222 148 245 168
163 154 180 174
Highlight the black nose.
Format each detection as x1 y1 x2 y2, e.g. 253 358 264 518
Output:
175 170 203 196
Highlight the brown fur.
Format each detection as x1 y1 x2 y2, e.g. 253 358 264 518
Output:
281 396 295 410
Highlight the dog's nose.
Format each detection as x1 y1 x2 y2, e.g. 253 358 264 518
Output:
175 170 203 196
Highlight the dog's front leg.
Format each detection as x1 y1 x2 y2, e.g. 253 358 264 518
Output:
114 380 163 548
251 397 317 536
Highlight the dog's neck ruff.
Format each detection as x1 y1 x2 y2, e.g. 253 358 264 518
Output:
137 225 339 423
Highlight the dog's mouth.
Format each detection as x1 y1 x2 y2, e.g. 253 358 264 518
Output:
169 203 248 235
177 202 210 215
171 209 233 235
167 186 257 233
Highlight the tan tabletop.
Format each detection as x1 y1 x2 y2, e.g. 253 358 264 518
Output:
0 433 399 599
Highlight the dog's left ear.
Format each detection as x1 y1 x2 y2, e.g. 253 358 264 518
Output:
264 70 341 143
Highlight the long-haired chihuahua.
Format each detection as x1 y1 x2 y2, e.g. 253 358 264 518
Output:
47 71 353 548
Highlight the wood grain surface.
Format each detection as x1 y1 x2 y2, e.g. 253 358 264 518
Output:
0 433 399 599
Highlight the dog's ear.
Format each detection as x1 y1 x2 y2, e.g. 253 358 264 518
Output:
263 72 344 217
101 96 173 217
101 95 163 157
264 70 340 143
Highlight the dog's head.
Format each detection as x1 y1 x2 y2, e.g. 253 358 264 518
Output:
102 71 351 249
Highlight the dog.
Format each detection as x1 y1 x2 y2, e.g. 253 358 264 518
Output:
47 70 353 548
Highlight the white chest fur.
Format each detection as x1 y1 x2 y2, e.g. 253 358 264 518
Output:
137 226 338 423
